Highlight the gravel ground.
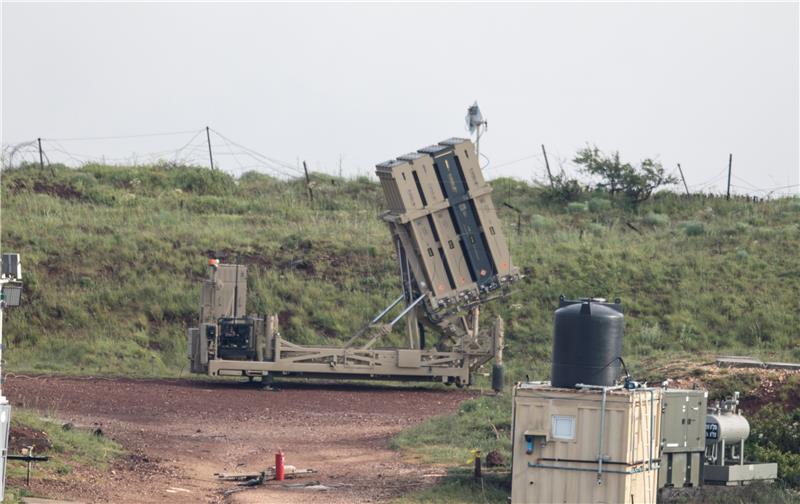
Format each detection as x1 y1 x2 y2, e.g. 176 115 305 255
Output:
6 375 476 503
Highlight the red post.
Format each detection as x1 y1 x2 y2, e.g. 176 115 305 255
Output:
275 451 285 481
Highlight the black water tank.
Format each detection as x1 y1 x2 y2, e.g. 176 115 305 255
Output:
550 296 624 388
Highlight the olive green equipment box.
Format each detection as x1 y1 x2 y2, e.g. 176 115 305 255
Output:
657 388 708 488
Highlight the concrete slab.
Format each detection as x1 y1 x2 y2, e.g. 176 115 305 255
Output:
704 462 778 485
23 497 87 504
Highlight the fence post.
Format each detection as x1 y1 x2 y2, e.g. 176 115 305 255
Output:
677 163 690 196
303 161 314 202
541 144 553 187
726 154 732 200
206 126 214 170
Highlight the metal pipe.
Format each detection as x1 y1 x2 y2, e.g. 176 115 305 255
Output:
598 386 608 478
389 294 427 326
371 295 404 324
648 388 654 472
574 383 624 391
740 439 745 465
528 462 655 475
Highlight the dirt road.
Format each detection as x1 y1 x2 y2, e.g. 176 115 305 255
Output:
6 376 475 503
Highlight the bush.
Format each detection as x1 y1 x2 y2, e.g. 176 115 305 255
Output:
644 212 669 227
541 173 583 203
567 202 588 214
681 221 705 236
748 405 800 486
531 214 553 231
588 197 612 212
573 146 678 204
587 223 606 236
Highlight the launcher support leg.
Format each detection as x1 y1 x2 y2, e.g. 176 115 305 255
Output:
491 317 505 392
406 309 420 349
471 307 480 339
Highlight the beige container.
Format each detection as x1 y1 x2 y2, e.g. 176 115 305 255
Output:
511 383 662 504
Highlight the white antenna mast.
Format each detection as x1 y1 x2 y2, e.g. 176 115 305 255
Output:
465 101 488 162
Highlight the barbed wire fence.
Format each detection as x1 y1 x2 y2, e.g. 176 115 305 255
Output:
1 127 305 180
1 130 798 199
487 147 799 200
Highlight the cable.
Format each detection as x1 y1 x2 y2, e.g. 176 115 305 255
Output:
215 134 249 175
42 128 204 142
687 167 729 189
486 153 541 171
210 128 303 176
731 175 762 191
171 129 206 163
480 152 490 171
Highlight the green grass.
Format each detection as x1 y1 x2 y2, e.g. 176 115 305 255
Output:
391 469 509 504
390 394 511 465
2 162 797 378
3 408 124 502
389 393 512 503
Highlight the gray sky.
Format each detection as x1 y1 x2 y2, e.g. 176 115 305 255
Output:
2 2 798 196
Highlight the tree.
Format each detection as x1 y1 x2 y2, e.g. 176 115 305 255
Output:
573 146 677 204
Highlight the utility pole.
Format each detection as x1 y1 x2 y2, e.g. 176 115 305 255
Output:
677 163 690 196
726 154 732 200
206 126 214 170
303 161 314 202
541 144 554 187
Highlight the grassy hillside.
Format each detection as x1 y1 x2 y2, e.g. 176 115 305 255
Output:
1 163 798 378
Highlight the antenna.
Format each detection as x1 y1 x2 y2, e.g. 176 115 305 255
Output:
465 101 488 161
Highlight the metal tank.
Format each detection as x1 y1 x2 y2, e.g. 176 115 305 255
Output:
705 392 751 462
703 392 776 485
550 296 624 388
705 411 750 445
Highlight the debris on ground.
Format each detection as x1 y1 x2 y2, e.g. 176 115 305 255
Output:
485 449 507 467
283 481 353 491
216 464 317 494
10 425 53 453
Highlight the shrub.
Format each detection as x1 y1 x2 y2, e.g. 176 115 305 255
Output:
681 221 705 236
541 173 583 203
531 214 553 231
573 146 678 204
587 223 606 236
588 197 612 212
644 212 669 227
748 405 800 486
567 202 588 214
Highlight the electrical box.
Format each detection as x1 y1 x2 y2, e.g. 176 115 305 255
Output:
658 388 708 488
511 383 662 504
0 286 22 307
0 254 21 280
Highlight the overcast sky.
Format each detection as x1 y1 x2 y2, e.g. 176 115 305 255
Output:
2 2 798 196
